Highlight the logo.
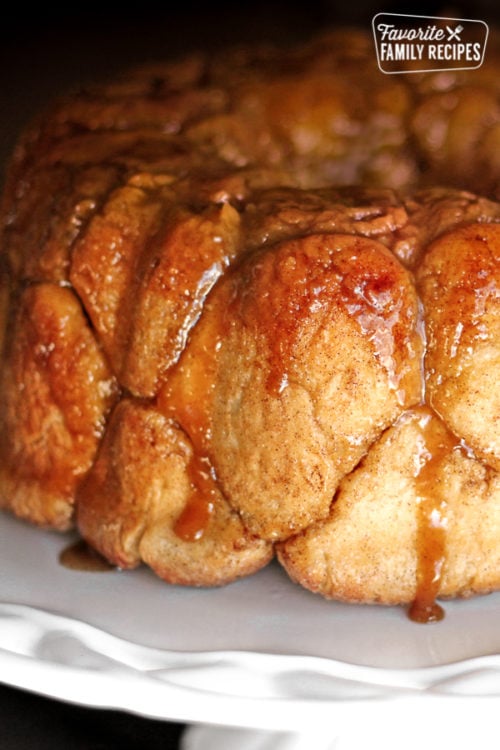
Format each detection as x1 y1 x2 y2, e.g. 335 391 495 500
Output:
372 13 489 74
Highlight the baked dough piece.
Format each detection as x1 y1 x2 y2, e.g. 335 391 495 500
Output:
0 283 118 529
70 181 241 396
417 223 500 471
277 408 500 611
77 400 273 586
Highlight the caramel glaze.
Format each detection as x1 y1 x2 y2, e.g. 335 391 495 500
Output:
407 406 462 623
59 539 115 572
173 454 218 541
158 286 230 542
234 233 423 407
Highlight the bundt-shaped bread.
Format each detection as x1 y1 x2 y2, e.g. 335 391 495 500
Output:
1 29 500 620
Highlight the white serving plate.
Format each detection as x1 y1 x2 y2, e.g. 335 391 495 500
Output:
1 510 500 744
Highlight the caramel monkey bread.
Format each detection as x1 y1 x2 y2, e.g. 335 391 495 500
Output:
1 29 499 621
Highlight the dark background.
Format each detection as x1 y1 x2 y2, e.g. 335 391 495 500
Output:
1 1 499 747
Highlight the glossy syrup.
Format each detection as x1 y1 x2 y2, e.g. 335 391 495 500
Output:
256 234 421 408
407 406 459 623
59 539 115 572
159 294 228 542
173 454 218 541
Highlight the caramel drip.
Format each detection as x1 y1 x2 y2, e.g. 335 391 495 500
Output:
59 539 115 572
174 454 218 541
408 406 459 624
159 295 228 542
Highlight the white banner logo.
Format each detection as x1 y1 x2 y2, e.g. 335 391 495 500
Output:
372 13 489 74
